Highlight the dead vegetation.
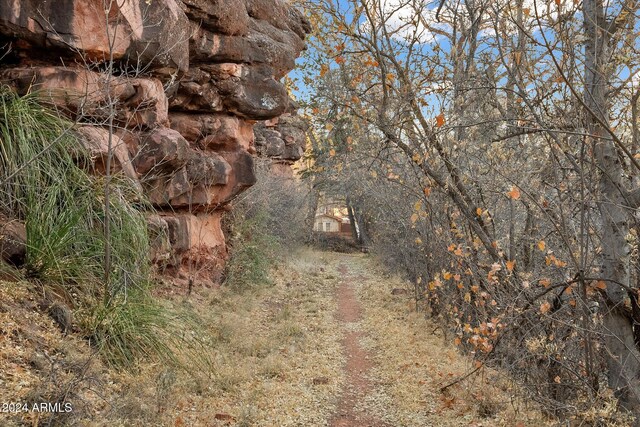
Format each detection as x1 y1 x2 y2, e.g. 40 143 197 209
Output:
0 249 345 426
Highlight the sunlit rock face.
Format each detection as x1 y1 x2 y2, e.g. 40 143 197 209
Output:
0 0 309 284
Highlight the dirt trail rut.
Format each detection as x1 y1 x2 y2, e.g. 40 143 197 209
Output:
330 263 391 427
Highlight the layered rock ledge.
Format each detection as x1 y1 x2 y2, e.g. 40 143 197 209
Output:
0 0 310 283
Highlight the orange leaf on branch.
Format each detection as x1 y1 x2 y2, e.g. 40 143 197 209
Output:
507 186 521 200
540 301 551 314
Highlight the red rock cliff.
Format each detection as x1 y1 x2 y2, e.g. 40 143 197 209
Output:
0 0 310 283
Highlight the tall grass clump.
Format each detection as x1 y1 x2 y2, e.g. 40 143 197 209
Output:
0 85 170 367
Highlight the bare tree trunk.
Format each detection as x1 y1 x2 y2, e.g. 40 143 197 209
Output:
345 195 359 243
584 0 640 415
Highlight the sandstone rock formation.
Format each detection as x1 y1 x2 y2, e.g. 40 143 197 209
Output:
0 0 310 283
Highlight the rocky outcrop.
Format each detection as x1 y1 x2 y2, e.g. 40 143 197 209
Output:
0 0 309 284
255 111 309 176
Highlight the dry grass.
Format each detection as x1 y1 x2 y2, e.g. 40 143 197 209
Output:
160 248 344 426
0 248 345 426
0 281 119 426
0 248 555 426
324 251 552 427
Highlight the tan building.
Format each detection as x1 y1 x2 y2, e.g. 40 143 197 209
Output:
314 214 343 233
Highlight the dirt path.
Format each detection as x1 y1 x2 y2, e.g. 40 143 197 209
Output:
0 249 547 427
330 263 390 427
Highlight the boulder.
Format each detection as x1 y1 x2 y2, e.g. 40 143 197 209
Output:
169 64 288 119
0 0 189 73
0 67 168 128
254 125 285 157
143 153 231 208
135 128 191 176
170 113 255 151
185 153 231 187
245 0 311 38
162 212 227 282
212 64 289 119
0 0 312 284
281 143 304 161
277 114 309 147
164 212 226 254
0 218 26 266
254 114 308 161
180 0 249 35
217 149 257 198
76 126 139 185
190 19 304 77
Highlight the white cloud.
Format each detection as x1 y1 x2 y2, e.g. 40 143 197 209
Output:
360 0 448 44
481 0 580 38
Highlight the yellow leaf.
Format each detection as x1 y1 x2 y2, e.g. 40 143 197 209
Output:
464 292 471 303
476 207 483 216
537 240 546 251
329 149 336 157
507 186 521 200
443 271 452 280
436 113 445 128
506 260 515 272
414 200 423 211
554 257 567 268
540 301 551 314
320 64 329 77
410 213 419 224
326 123 334 131
415 237 423 244
370 170 377 178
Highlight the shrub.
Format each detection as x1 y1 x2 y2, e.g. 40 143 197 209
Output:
224 159 311 290
0 85 171 367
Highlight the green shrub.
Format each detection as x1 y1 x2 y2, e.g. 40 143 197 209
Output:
0 85 171 367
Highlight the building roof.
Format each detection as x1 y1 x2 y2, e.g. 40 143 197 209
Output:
315 213 343 222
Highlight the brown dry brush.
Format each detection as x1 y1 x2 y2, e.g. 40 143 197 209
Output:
300 0 640 420
324 143 630 423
